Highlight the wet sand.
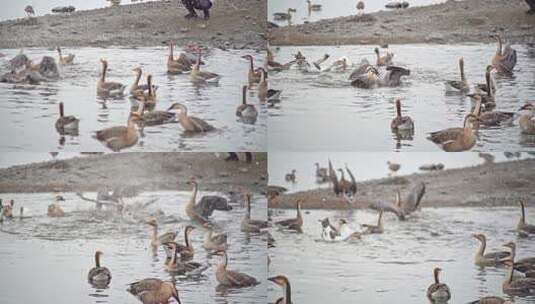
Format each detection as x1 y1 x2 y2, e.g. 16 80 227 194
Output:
0 152 267 193
269 0 535 45
269 158 535 209
0 0 266 50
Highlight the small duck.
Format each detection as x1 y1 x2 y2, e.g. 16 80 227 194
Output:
57 47 75 65
167 102 215 133
426 267 451 303
390 98 414 131
190 51 221 83
97 59 126 97
472 234 511 266
374 47 393 66
445 57 469 93
128 278 181 304
88 251 111 287
490 34 517 75
427 114 478 152
285 170 296 183
215 250 260 287
95 113 143 152
203 229 228 253
274 200 303 232
236 85 258 121
55 102 79 135
362 210 384 234
269 275 293 304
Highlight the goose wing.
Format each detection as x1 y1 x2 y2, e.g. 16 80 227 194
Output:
189 116 215 132
402 182 425 213
100 81 125 91
275 217 298 227
499 45 517 73
96 126 127 141
226 270 259 287
427 127 463 144
143 111 176 126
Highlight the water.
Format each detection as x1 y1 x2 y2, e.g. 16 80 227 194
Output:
0 191 268 303
267 207 535 303
268 0 451 25
267 44 535 152
268 152 533 193
0 47 267 152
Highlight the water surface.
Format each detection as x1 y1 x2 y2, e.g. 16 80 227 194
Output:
268 207 535 303
0 191 267 303
0 47 266 152
268 44 535 151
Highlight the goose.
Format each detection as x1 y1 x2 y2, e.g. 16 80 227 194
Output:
146 219 177 251
380 66 410 87
203 229 228 252
427 267 451 303
175 225 195 261
258 68 268 102
132 75 157 110
130 67 155 96
267 88 283 106
128 278 181 304
1 199 14 219
319 217 341 240
387 161 400 175
307 0 322 11
266 49 296 72
47 196 65 217
274 200 303 232
315 162 329 183
351 66 380 88
471 95 513 127
467 66 496 110
269 275 292 304
362 210 384 234
241 192 269 233
475 65 496 95
55 102 79 135
390 98 414 131
236 85 258 120
427 114 478 152
285 170 296 182
491 34 517 75
371 183 426 220
167 102 215 133
374 47 393 66
88 251 111 286
133 102 176 127
324 57 349 72
97 59 126 97
445 57 469 93
184 180 210 226
164 241 203 273
337 167 357 197
518 103 535 135
503 242 535 276
190 52 220 83
215 250 260 287
57 47 74 65
273 8 296 21
25 5 35 17
167 42 192 75
518 200 535 235
95 113 143 152
356 1 365 15
502 259 535 296
241 55 261 87
349 59 371 80
472 234 511 266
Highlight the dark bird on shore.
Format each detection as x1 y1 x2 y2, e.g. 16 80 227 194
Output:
24 5 35 17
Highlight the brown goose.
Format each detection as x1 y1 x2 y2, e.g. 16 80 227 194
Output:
55 102 79 135
467 66 496 110
128 278 181 304
390 98 414 131
426 267 451 303
362 210 384 234
258 67 268 102
203 229 228 252
95 113 143 152
236 85 258 119
427 114 477 152
132 74 157 108
269 275 292 304
241 193 269 233
374 47 393 66
88 251 111 286
133 102 176 127
503 242 535 276
168 103 215 133
190 52 221 83
502 259 535 296
472 234 510 266
274 200 303 232
518 200 535 236
215 250 259 287
130 67 154 96
518 103 535 135
491 34 517 75
475 65 496 95
97 59 126 97
184 180 210 226
471 96 513 127
445 57 469 93
146 219 176 250
57 47 74 65
241 55 261 87
176 225 195 261
164 241 203 274
167 42 192 75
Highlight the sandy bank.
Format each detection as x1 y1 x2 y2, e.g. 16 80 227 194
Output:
269 0 535 46
0 0 266 50
269 159 535 209
0 153 267 194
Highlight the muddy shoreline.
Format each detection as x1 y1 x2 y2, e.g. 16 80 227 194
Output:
0 153 267 194
269 0 535 46
0 0 266 50
269 159 535 209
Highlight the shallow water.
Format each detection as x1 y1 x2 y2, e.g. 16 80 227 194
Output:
0 191 267 303
267 44 535 152
0 47 267 152
268 207 535 303
268 0 450 25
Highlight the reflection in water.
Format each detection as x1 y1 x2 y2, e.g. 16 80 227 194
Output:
268 207 535 304
268 44 535 151
0 47 266 152
0 191 267 304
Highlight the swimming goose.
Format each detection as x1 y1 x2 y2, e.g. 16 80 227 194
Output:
167 42 193 75
362 210 384 234
55 102 79 135
1 199 14 219
236 85 258 121
184 180 210 226
475 65 496 95
471 95 513 127
269 275 292 304
146 219 177 250
379 66 410 87
502 259 535 296
315 162 329 183
445 57 469 93
97 59 126 97
203 229 228 252
190 52 221 83
518 103 535 135
47 196 65 217
427 267 451 303
374 47 393 66
133 74 157 108
351 66 380 88
88 251 111 286
267 89 283 106
467 296 511 304
57 47 74 65
349 59 371 80
130 67 156 96
167 102 215 133
467 66 496 110
258 68 268 102
128 278 181 304
215 250 259 287
241 55 261 87
274 200 303 232
518 200 535 235
164 241 203 273
325 57 349 72
267 49 296 72
95 113 143 152
241 193 269 233
503 242 535 276
319 217 341 240
307 0 322 11
390 98 414 131
472 234 511 266
427 114 478 152
133 102 176 127
176 225 195 261
273 8 296 21
491 34 517 75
